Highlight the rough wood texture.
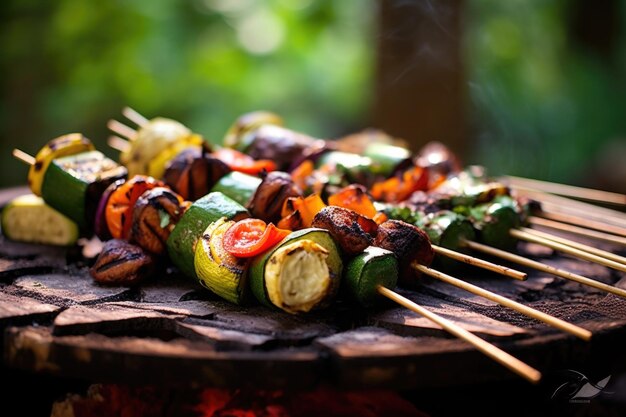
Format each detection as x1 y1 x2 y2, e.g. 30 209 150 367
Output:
1 192 626 389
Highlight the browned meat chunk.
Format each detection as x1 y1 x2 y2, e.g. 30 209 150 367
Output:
311 206 378 256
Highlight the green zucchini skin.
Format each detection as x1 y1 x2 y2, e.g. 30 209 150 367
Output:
41 151 126 231
249 228 343 308
166 192 249 279
419 211 476 270
344 246 398 307
363 143 411 177
210 172 262 206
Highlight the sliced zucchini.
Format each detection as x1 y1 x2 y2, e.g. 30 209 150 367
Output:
344 246 398 307
41 150 127 230
249 228 342 312
194 218 250 304
264 239 331 314
28 133 94 196
210 171 262 206
167 192 249 279
1 194 79 246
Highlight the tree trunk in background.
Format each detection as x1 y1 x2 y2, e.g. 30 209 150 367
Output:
372 0 466 157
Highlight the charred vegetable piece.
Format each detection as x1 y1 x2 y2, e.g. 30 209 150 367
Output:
374 220 434 286
130 187 184 254
41 150 127 231
222 218 290 258
328 184 377 218
278 194 326 230
94 179 125 240
249 228 342 313
213 148 276 176
195 218 250 304
28 133 95 196
418 211 476 270
223 110 284 150
370 165 428 203
147 134 204 180
163 147 231 201
433 169 509 208
167 192 249 279
90 239 156 286
416 141 462 185
344 246 398 307
363 143 411 177
311 206 377 256
316 151 377 187
119 117 202 177
470 195 521 250
242 125 318 171
210 171 262 207
105 175 164 240
1 194 79 246
248 171 301 223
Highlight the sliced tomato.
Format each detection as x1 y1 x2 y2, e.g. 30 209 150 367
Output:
212 148 276 175
223 218 290 258
105 175 165 239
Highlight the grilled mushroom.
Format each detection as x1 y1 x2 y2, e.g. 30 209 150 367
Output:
311 206 378 256
89 239 156 285
248 171 301 223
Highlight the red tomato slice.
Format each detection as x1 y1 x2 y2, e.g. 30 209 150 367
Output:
223 218 290 258
213 148 276 175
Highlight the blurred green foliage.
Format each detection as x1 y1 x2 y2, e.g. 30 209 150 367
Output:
0 0 374 187
1 0 624 191
465 0 626 189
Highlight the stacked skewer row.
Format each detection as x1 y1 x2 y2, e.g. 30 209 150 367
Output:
8 107 626 384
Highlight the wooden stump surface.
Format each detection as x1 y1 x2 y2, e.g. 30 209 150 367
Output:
1 187 625 389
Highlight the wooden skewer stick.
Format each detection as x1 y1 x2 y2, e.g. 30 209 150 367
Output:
377 286 542 383
432 244 527 281
462 239 626 299
12 149 35 166
505 175 626 206
414 264 592 341
122 106 149 128
107 119 137 140
528 216 626 247
107 136 131 153
539 210 626 238
510 229 626 273
514 187 626 225
519 227 626 267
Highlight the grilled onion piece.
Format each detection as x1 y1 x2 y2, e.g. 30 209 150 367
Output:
130 187 184 255
311 206 377 256
248 171 301 223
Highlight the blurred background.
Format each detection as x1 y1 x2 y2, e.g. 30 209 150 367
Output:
1 0 625 192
